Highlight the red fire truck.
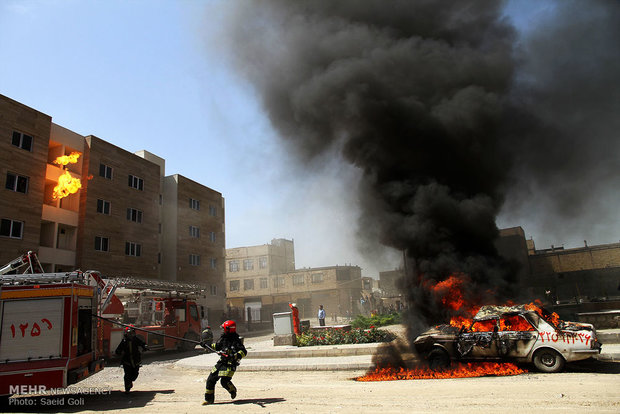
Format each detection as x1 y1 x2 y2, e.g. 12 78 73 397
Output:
101 277 207 357
0 253 207 397
0 270 108 397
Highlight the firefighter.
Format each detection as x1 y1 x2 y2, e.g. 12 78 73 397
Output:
201 320 247 405
115 325 149 394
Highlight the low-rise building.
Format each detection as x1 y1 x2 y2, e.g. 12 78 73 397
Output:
225 239 363 323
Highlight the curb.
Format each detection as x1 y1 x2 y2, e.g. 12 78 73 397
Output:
248 343 380 359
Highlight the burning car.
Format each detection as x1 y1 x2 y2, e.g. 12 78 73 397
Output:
413 304 602 373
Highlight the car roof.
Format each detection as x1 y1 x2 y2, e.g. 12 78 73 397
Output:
473 305 531 321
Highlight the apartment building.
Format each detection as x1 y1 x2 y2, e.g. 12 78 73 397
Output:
0 94 226 317
162 174 226 288
0 96 50 262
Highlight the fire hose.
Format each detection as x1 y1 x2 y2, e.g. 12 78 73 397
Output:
92 314 224 356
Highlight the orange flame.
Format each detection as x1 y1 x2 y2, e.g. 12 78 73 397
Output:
53 170 82 200
356 362 526 381
53 151 81 166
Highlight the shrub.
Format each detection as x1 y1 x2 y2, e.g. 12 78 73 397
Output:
350 312 402 329
297 326 395 347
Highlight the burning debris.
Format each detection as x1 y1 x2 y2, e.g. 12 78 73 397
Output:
52 152 82 200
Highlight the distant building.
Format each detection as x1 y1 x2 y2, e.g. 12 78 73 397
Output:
496 227 620 320
0 94 226 318
225 239 363 322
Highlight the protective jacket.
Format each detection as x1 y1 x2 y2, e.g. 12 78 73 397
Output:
115 335 148 368
211 332 247 368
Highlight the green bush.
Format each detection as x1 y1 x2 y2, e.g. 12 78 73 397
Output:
297 326 395 347
350 312 402 329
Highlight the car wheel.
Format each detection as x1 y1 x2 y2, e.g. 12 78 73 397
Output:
428 348 450 371
533 349 565 373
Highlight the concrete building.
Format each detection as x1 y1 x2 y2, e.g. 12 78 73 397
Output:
0 94 226 317
225 239 362 323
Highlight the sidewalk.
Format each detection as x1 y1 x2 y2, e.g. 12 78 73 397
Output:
175 328 620 371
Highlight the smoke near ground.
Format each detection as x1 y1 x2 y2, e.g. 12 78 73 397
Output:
214 0 620 339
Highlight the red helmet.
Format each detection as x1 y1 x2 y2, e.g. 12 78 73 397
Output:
221 320 236 334
124 325 136 337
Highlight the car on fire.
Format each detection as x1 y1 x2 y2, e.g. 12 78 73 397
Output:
413 304 602 373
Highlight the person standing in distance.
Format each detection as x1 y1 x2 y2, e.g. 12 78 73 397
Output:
318 305 326 326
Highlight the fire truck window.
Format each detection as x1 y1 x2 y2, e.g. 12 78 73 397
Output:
190 304 199 321
77 309 92 356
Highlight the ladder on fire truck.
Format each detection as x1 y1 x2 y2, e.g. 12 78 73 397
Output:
0 251 44 275
106 276 208 296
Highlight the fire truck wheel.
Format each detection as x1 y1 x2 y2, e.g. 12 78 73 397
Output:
428 348 450 371
533 348 565 373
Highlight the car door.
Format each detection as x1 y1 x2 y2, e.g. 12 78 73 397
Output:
459 318 499 359
496 314 538 358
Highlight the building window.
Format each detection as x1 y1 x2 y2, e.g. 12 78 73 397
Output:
99 163 113 179
259 256 267 269
209 205 217 216
210 285 217 296
189 226 200 238
260 278 268 289
97 199 111 215
229 280 240 291
158 252 161 264
210 258 217 269
12 131 33 151
0 218 23 239
125 241 142 256
128 174 144 190
293 274 304 286
209 231 216 242
229 260 239 272
95 236 109 252
159 194 163 205
189 254 201 266
190 198 200 211
244 279 254 290
273 276 284 288
5 172 29 193
311 273 324 284
126 208 143 223
243 259 254 271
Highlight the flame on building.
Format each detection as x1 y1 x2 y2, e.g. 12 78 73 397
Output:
53 151 81 166
52 152 82 200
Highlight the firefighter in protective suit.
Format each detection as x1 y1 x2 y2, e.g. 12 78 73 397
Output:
115 325 148 394
200 320 247 405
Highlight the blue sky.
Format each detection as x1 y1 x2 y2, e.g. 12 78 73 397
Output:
1 1 614 278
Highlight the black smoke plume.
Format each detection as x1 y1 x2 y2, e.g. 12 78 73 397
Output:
218 0 620 342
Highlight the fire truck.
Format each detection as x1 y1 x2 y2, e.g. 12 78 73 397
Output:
101 277 207 357
0 256 112 397
0 252 207 396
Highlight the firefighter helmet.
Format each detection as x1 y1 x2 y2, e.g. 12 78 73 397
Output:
124 325 136 337
221 320 236 334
